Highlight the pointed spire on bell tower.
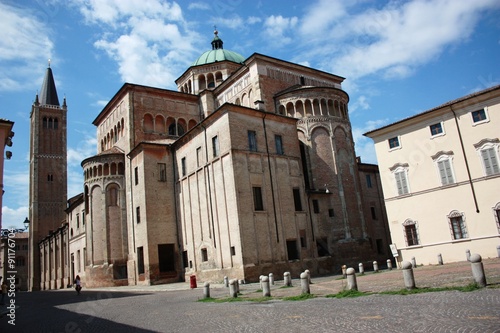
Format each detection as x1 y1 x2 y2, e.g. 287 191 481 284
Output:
39 59 60 106
211 26 224 50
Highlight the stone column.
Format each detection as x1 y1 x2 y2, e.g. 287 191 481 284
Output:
373 261 379 273
358 263 364 275
469 254 486 287
300 272 310 294
203 282 210 298
387 259 392 270
284 272 292 287
262 276 271 297
229 279 238 298
269 273 274 285
346 268 357 291
402 261 415 290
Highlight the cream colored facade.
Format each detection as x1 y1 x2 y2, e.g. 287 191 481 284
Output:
365 85 500 265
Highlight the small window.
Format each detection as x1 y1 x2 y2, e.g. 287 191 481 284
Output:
394 169 409 195
300 229 306 248
275 135 284 155
76 214 80 229
136 206 141 224
403 219 419 246
293 188 302 211
448 211 467 240
471 109 488 125
134 167 139 185
248 130 257 152
252 186 264 211
429 122 443 137
480 147 499 176
230 246 236 256
196 147 202 167
388 136 400 149
137 247 145 274
181 157 186 176
201 248 208 262
328 208 335 217
312 199 319 214
370 206 377 220
366 174 372 188
437 157 455 185
212 135 219 157
158 163 166 182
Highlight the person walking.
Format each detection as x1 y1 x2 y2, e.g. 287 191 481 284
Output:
74 275 82 295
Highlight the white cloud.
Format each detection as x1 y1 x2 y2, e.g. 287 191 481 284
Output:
2 205 29 230
188 2 210 11
349 95 370 113
298 0 500 80
73 0 199 87
263 15 298 46
247 16 262 25
0 3 54 92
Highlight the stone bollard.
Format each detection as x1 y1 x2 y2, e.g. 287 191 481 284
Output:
470 254 486 287
259 275 264 289
387 259 393 270
358 263 364 275
239 279 244 285
342 265 347 278
300 272 310 294
437 253 443 265
346 267 358 291
497 245 500 258
203 282 210 298
305 269 311 284
262 276 271 297
236 279 240 294
373 261 379 273
411 257 417 268
229 279 238 298
224 276 229 288
269 273 274 285
465 249 471 261
284 272 292 287
402 261 415 290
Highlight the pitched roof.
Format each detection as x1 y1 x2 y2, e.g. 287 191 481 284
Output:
39 66 60 106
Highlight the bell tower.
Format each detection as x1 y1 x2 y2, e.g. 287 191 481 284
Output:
28 63 67 291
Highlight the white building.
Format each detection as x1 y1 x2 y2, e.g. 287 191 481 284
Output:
365 85 500 265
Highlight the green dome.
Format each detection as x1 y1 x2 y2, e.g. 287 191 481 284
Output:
192 29 245 66
192 49 245 66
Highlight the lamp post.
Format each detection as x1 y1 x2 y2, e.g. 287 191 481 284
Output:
24 217 30 231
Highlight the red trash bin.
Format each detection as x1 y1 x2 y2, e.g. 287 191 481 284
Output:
190 275 197 289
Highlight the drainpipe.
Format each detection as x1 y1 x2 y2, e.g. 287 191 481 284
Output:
450 105 479 213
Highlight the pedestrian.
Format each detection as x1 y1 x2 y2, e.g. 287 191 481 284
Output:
1 280 7 304
74 275 82 295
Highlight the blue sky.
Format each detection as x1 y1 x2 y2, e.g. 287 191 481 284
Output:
1 0 500 230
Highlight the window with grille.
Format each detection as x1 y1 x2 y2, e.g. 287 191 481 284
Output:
403 219 419 246
388 136 400 149
448 211 467 240
471 109 488 124
429 122 443 137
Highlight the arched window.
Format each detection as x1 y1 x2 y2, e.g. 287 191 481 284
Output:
53 118 58 129
402 219 419 246
107 184 119 207
447 210 467 240
143 114 154 132
493 202 500 233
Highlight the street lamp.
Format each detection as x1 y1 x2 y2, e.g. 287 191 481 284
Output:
23 217 30 231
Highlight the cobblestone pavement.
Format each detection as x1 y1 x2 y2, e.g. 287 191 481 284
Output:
1 259 499 332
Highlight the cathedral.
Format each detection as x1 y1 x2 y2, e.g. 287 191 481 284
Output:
30 31 390 290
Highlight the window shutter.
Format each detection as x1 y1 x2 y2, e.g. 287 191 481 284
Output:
489 148 499 174
438 160 447 184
